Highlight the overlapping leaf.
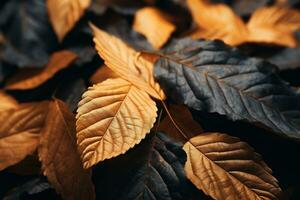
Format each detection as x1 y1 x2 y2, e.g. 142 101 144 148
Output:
187 0 300 47
91 24 165 100
5 51 77 90
76 78 157 168
133 7 176 49
153 39 300 139
39 99 95 200
47 0 91 41
183 132 281 200
0 101 49 170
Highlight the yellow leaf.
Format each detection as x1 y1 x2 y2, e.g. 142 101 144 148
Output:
187 0 300 47
47 0 91 41
90 64 118 84
183 133 282 200
247 6 300 47
133 7 176 49
90 24 165 100
39 99 95 200
76 78 157 168
6 51 77 90
0 102 49 170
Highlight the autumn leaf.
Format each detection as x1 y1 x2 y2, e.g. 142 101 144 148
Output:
183 132 282 200
187 0 300 47
47 0 92 41
0 91 18 111
154 39 300 139
39 99 95 200
76 78 157 168
5 51 77 90
0 101 49 170
90 64 118 84
90 24 166 100
133 7 176 49
157 104 203 142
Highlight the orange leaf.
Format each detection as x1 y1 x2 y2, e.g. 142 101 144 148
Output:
47 0 91 41
39 99 95 200
6 51 77 90
133 7 176 49
90 64 118 84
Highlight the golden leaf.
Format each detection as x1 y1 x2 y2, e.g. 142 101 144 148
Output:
0 91 18 111
90 24 165 100
0 102 49 170
6 51 77 90
76 78 157 168
39 99 95 200
90 64 118 84
187 0 300 47
47 0 91 41
247 6 300 47
183 132 282 200
133 7 176 49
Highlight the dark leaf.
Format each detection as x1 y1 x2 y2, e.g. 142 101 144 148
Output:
93 132 210 200
0 0 57 67
154 38 300 139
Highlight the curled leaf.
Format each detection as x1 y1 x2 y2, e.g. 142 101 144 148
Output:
133 7 176 49
183 132 282 200
76 78 157 168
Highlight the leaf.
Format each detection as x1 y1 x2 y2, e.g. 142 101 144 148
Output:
133 7 176 49
153 39 300 139
0 0 57 67
91 24 165 100
47 0 91 41
157 104 203 142
93 132 208 200
187 0 300 47
0 91 18 111
247 6 300 47
90 64 118 84
38 99 95 200
183 132 282 200
0 102 49 170
76 78 157 168
5 51 77 90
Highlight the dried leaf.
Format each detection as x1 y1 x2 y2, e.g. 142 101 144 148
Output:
91 24 165 100
133 7 176 49
5 51 77 90
90 64 118 84
247 6 300 47
47 0 91 41
183 132 282 200
0 102 49 170
76 78 157 168
187 0 300 47
39 99 95 200
0 91 18 111
157 104 203 142
154 39 300 139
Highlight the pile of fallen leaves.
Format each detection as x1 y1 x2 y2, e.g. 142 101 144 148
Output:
1 0 300 199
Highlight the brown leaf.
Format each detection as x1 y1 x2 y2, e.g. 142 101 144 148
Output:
183 132 282 200
91 24 166 100
90 64 118 84
5 51 77 90
133 7 176 49
157 104 203 142
47 0 91 41
39 99 95 200
0 91 18 111
0 102 49 170
187 0 300 47
76 78 157 168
